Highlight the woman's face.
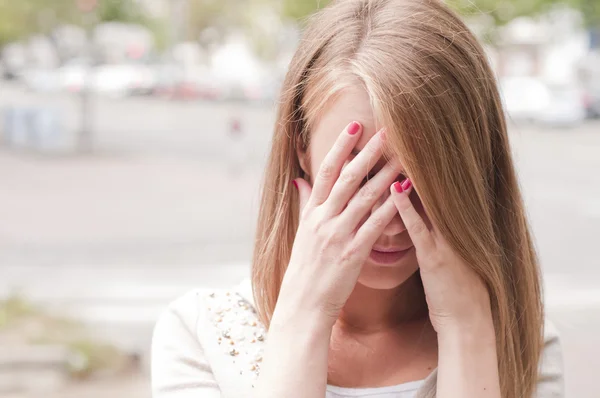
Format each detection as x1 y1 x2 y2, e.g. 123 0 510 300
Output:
298 86 429 290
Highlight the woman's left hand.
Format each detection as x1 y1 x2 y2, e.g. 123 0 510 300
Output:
389 179 494 336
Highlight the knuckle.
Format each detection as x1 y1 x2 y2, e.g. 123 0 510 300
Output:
410 220 428 235
426 253 444 270
318 163 335 180
364 140 380 156
368 215 386 229
311 215 327 233
358 185 378 201
340 245 360 263
339 169 359 185
397 199 412 213
325 230 343 245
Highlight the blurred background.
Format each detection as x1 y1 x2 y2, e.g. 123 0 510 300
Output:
0 0 598 397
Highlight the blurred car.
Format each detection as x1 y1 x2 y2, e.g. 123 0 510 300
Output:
128 63 158 96
537 84 586 127
88 63 157 98
583 85 600 119
155 65 222 101
59 58 90 93
22 68 62 92
1 43 27 80
499 76 551 123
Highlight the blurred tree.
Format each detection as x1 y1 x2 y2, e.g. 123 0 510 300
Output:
0 0 78 46
280 0 331 21
447 0 600 43
97 0 144 24
566 0 600 28
447 0 560 26
0 0 168 50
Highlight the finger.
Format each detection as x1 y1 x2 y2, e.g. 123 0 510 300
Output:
390 179 435 251
338 162 400 228
353 193 398 248
293 178 312 216
324 128 386 214
309 121 363 206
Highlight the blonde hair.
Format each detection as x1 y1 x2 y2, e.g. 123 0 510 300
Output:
251 0 544 397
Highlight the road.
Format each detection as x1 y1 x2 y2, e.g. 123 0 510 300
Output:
0 85 599 397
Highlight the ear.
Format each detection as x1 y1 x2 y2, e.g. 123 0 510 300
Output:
295 140 311 181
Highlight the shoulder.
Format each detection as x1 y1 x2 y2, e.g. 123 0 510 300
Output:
157 279 255 333
536 319 564 397
154 282 266 372
542 318 563 370
151 281 265 397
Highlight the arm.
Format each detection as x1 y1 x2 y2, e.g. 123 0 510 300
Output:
390 181 502 398
252 307 332 398
436 315 501 398
534 320 564 397
436 317 564 398
151 293 221 398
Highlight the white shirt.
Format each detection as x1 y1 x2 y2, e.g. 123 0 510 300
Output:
151 280 564 398
326 380 424 398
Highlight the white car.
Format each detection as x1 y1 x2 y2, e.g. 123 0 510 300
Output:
499 77 551 123
537 85 586 127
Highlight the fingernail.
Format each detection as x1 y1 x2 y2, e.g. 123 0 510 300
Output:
292 179 298 190
393 181 403 193
401 178 412 191
348 121 360 135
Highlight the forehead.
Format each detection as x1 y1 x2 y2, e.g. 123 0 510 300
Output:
310 86 380 152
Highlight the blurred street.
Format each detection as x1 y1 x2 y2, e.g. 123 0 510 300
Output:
1 84 599 397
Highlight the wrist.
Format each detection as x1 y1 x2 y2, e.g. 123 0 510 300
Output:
269 304 334 338
437 309 496 348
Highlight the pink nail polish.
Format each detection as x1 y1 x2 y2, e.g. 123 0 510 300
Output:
393 181 403 193
348 121 360 135
292 180 298 190
401 178 412 191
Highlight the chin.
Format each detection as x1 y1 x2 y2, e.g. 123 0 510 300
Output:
357 256 420 290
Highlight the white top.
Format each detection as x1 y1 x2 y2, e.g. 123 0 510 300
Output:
327 380 424 398
151 279 564 398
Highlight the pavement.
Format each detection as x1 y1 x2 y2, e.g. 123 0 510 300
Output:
0 84 599 397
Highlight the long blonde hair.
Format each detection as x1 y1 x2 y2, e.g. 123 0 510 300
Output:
251 0 544 397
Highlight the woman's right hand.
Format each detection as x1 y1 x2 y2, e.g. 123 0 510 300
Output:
273 121 402 328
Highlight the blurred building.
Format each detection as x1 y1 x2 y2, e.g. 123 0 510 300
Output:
494 8 590 84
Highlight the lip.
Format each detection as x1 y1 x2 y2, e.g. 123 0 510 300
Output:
371 245 411 252
369 246 413 265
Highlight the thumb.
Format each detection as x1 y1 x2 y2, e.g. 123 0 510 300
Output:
293 178 312 215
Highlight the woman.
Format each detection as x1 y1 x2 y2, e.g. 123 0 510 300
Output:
151 0 564 397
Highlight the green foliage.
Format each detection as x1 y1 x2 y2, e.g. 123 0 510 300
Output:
0 0 75 45
0 293 37 328
447 0 599 28
97 0 144 24
566 0 600 27
446 0 560 25
0 293 131 377
0 0 166 47
281 0 331 21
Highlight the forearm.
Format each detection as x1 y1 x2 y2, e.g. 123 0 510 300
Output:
253 309 332 398
436 315 501 398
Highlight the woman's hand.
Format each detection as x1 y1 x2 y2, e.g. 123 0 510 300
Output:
254 121 401 398
273 121 401 329
389 179 493 335
390 179 501 398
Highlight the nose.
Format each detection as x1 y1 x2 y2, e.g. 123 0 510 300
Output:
372 189 406 236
